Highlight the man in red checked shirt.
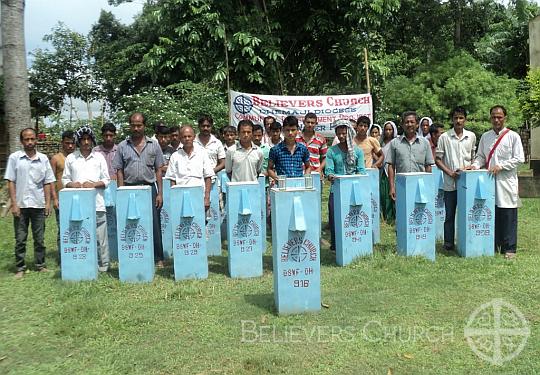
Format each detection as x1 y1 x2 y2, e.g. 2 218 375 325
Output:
296 113 328 178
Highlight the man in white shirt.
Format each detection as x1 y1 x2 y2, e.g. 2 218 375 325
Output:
166 125 215 210
195 115 226 174
62 126 111 272
225 120 264 182
472 105 524 259
266 121 283 148
435 106 476 251
262 116 283 145
5 128 55 278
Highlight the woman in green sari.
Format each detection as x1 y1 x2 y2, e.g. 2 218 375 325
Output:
380 121 398 224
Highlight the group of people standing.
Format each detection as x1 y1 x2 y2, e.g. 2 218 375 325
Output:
4 104 525 278
324 106 524 259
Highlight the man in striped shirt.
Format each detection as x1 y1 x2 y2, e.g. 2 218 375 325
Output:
296 113 328 178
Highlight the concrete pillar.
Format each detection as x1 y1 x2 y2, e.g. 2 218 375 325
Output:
60 188 98 280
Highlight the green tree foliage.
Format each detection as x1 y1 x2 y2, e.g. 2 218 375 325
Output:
30 0 540 130
39 115 108 142
519 68 540 127
89 10 143 107
377 52 521 134
29 50 65 117
474 0 539 78
90 0 402 99
112 81 228 138
29 23 102 121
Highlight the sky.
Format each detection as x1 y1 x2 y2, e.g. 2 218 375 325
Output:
25 0 143 58
24 0 144 120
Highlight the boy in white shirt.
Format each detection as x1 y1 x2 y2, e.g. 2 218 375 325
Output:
62 126 111 271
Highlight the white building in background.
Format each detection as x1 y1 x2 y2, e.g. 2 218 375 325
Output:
0 30 3 75
529 16 540 175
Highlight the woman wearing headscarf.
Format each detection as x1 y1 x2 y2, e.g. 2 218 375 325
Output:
325 119 366 252
380 121 398 224
369 124 382 139
368 124 383 168
418 116 433 138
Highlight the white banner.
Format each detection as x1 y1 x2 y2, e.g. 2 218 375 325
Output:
229 90 373 137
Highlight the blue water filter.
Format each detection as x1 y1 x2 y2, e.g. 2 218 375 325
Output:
161 178 173 259
170 185 208 279
284 173 322 235
366 168 380 244
60 188 98 281
456 170 495 257
285 177 305 188
258 175 267 253
218 170 230 194
104 180 118 262
206 180 222 256
333 175 373 266
431 166 445 242
271 179 321 315
311 171 321 196
395 173 435 261
226 182 263 278
116 186 155 282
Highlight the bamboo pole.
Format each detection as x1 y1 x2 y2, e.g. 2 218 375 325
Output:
262 0 285 94
364 48 371 93
224 26 232 125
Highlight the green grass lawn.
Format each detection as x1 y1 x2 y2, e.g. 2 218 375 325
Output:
1 189 539 374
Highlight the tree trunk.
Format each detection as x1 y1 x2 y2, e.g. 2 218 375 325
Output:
87 99 93 122
1 0 31 154
69 96 73 125
451 0 463 48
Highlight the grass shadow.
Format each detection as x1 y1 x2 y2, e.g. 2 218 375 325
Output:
244 293 276 314
374 243 396 257
208 255 229 276
435 246 460 258
155 265 174 279
107 265 120 279
436 244 460 258
320 249 339 267
262 255 273 271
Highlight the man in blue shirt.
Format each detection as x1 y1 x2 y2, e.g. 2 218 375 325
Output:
267 116 311 180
